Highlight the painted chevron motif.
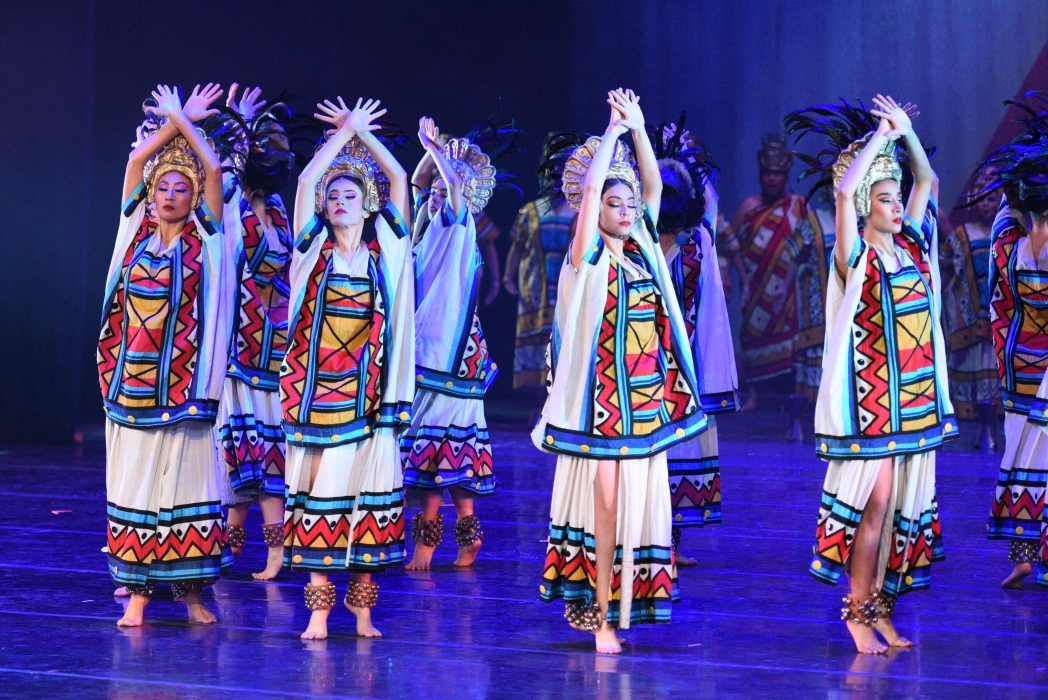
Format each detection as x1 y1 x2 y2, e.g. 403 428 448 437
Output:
989 462 1047 540
218 414 286 496
401 423 496 494
668 456 721 527
608 544 675 626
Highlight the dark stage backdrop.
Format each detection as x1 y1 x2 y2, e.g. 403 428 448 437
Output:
2 1 1047 444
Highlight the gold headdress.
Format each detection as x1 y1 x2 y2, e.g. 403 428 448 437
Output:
143 132 208 211
560 136 640 211
315 137 389 214
831 133 902 218
440 137 497 213
758 134 793 173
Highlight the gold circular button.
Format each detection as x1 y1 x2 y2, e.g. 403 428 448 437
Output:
918 438 926 447
331 434 340 442
1007 400 1014 408
363 553 373 563
394 217 401 224
546 435 554 445
434 476 443 484
470 387 476 393
127 415 135 424
704 509 712 518
675 428 685 438
363 425 371 433
539 584 547 594
251 376 260 385
379 552 386 560
675 514 683 522
204 215 211 221
850 444 860 453
229 364 235 372
887 441 896 451
188 406 198 415
466 469 474 477
944 423 952 432
323 556 333 565
399 411 409 421
904 575 913 585
592 246 598 252
445 381 454 389
820 443 829 452
619 446 629 455
1016 526 1025 535
491 363 497 371
161 413 170 422
292 555 303 564
303 233 310 240
580 445 590 453
721 399 728 407
812 560 822 571
295 432 303 441
134 194 140 200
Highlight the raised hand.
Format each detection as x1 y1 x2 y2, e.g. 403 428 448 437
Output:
315 97 351 136
608 88 645 131
418 117 441 151
346 98 386 134
146 85 183 119
604 102 628 138
870 94 912 141
182 83 223 122
227 83 267 121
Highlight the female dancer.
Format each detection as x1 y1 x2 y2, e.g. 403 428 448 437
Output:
650 119 738 565
401 118 508 570
217 85 296 580
281 97 415 639
535 89 707 654
100 84 234 626
800 96 955 654
975 92 1048 588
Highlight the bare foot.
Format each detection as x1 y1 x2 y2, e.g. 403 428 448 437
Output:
1002 562 1032 589
117 593 149 627
594 622 622 655
873 617 912 648
301 608 330 640
405 544 436 571
252 546 284 581
453 539 482 567
676 553 698 567
182 592 217 624
114 587 130 597
344 599 382 638
846 621 888 654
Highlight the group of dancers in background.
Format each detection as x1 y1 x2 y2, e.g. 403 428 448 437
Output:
98 80 1048 656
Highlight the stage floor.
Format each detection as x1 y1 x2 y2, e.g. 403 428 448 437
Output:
0 409 1045 698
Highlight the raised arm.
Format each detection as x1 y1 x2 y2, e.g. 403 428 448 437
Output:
418 117 463 219
570 103 629 268
610 89 661 222
144 84 225 217
124 83 223 203
341 99 409 220
873 95 933 225
412 149 435 193
295 96 361 235
834 114 894 277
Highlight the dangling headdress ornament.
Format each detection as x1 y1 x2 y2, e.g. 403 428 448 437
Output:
436 118 523 213
314 136 389 214
560 136 640 211
783 99 933 217
534 131 588 205
964 91 1048 215
758 134 793 173
647 112 719 233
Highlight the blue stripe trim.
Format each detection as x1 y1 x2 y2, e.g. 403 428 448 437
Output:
1003 390 1036 416
122 183 147 216
196 203 219 235
226 360 280 391
104 400 219 428
700 390 740 414
283 403 410 447
583 236 604 265
378 203 409 239
1028 397 1048 425
814 416 958 460
415 363 497 398
295 215 324 253
542 409 707 459
847 238 866 268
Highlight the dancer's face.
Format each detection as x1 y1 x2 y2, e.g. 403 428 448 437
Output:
429 177 448 216
154 172 193 223
759 169 788 201
325 177 365 228
599 182 639 238
974 189 1002 226
866 179 904 235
